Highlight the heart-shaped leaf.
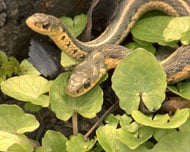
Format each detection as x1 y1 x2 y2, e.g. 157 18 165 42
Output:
112 49 167 114
60 14 87 37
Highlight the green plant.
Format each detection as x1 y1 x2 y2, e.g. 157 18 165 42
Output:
0 13 190 152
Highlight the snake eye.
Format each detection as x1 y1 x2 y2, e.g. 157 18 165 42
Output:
84 79 91 89
42 22 50 29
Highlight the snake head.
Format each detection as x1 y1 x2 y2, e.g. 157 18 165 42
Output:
66 58 106 97
26 13 64 35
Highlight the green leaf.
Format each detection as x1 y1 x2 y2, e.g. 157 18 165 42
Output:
168 82 190 100
24 103 42 112
96 126 130 152
96 125 149 152
60 51 78 67
1 75 50 107
0 132 33 152
0 131 19 151
163 16 190 43
119 114 133 129
0 50 7 65
117 126 154 149
20 59 41 75
60 14 87 37
179 117 190 132
0 104 39 133
153 131 190 152
35 146 52 152
131 16 177 47
50 72 103 121
7 134 34 152
66 134 96 152
153 128 176 141
132 109 189 128
112 49 167 114
1 57 22 78
104 114 120 128
125 38 156 54
36 130 67 152
181 30 190 45
105 114 154 149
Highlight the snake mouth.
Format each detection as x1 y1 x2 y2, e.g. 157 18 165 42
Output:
25 14 46 33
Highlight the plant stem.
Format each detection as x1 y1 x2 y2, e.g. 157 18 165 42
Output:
72 112 78 135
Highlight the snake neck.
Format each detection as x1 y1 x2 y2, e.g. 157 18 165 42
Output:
49 24 92 60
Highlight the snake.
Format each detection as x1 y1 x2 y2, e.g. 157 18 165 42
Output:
26 0 190 97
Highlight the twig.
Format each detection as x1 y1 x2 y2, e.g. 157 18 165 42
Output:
81 0 100 41
84 100 119 140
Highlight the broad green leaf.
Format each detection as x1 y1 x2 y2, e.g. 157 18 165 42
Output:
7 134 33 152
153 131 190 152
124 122 140 133
36 130 67 152
0 132 33 152
168 82 190 100
61 51 78 67
0 131 19 151
66 134 96 152
117 126 154 149
0 104 39 133
35 146 52 152
126 42 156 54
20 59 40 75
179 117 190 132
60 14 87 37
112 49 167 114
181 30 190 45
1 75 50 107
50 72 103 121
132 109 189 128
131 16 177 47
104 114 120 128
120 114 132 129
153 128 176 141
96 126 131 152
24 103 42 112
96 125 149 152
163 16 190 43
0 50 7 65
126 38 156 54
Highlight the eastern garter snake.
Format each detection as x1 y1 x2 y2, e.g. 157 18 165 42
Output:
26 0 190 97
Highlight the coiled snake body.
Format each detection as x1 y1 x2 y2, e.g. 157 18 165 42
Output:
26 0 190 97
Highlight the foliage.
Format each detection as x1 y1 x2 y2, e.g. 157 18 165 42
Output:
60 14 87 38
1 12 190 152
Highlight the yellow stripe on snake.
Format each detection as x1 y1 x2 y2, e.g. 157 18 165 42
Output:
26 0 190 97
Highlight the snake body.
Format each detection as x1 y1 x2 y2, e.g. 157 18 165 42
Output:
26 0 190 97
